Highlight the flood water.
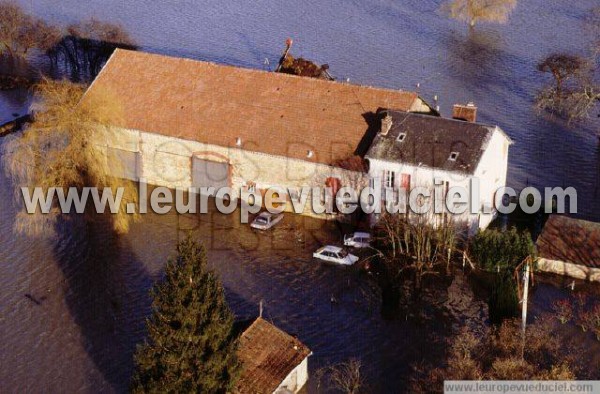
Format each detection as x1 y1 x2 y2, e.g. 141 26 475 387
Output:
1 0 600 392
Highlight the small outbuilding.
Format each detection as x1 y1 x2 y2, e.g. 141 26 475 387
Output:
234 318 311 394
536 215 600 282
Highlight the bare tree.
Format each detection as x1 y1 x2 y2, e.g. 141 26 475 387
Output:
0 1 62 58
537 54 588 95
317 358 364 394
375 213 458 290
440 0 517 28
0 1 33 57
535 53 600 121
50 18 136 80
30 19 62 54
2 79 138 236
410 314 596 393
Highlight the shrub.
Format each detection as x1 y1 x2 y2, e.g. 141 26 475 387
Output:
552 299 574 324
469 228 535 272
488 271 520 325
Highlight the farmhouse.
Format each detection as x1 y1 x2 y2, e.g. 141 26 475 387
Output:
234 317 311 394
365 105 512 232
536 215 600 282
82 49 433 217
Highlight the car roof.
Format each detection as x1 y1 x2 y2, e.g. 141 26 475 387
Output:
257 212 273 218
322 245 343 253
354 232 370 237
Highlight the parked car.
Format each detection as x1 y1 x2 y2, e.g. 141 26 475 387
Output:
250 212 284 230
313 245 359 266
343 232 372 248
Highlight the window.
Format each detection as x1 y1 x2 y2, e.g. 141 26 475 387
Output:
449 152 459 161
384 170 395 188
396 132 407 142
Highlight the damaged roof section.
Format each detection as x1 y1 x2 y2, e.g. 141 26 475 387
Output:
277 55 333 80
83 49 431 166
365 110 498 174
275 38 334 80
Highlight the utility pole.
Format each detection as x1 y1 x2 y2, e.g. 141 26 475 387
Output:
521 261 530 333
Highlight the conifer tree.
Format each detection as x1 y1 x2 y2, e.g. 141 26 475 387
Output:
132 236 240 393
488 270 519 325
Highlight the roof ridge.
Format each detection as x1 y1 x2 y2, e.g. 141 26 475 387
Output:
87 49 424 166
385 108 498 130
112 48 419 99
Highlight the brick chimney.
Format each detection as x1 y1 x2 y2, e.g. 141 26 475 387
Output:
452 102 477 123
380 114 393 135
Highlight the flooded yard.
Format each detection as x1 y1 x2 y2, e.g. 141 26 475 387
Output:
1 0 600 392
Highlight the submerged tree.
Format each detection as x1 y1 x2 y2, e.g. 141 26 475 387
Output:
534 53 600 121
49 18 136 80
375 213 458 292
440 0 517 28
1 78 137 235
132 236 240 393
537 54 588 96
535 8 600 122
316 358 364 394
0 1 61 58
488 270 520 324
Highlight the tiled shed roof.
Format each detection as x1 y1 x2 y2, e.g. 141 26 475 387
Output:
536 215 600 269
234 318 310 394
83 49 428 165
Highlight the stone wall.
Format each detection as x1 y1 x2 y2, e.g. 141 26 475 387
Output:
537 258 600 282
94 127 368 218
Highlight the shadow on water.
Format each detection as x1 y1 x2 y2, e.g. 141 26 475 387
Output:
51 213 154 392
445 29 514 90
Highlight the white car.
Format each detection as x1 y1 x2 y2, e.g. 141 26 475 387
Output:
250 212 284 230
313 245 359 266
343 232 372 248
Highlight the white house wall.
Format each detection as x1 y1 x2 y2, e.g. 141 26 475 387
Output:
275 357 309 393
94 127 368 218
473 128 511 229
367 158 479 229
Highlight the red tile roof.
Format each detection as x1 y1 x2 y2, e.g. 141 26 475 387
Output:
83 49 425 165
536 215 600 269
234 318 310 394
